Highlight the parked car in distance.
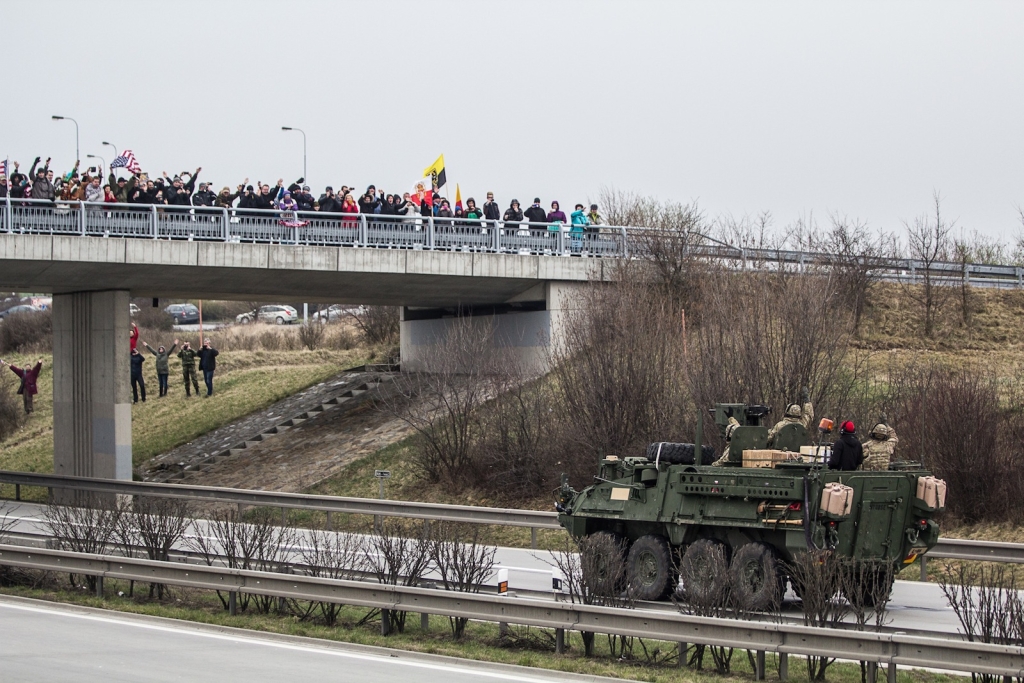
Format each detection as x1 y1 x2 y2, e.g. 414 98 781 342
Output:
129 303 140 317
311 304 364 322
0 305 42 320
165 303 200 325
236 305 299 325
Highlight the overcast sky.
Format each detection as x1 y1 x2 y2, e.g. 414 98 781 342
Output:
5 1 1023 240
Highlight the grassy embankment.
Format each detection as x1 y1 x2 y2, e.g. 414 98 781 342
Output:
0 324 369 484
0 582 961 683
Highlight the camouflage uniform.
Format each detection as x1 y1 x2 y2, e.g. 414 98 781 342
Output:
767 401 814 446
712 417 740 466
861 423 898 471
177 346 200 396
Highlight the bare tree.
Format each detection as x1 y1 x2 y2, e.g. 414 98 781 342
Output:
348 306 399 346
787 551 849 681
674 540 735 672
379 318 495 485
547 532 633 657
903 194 953 338
365 518 431 634
298 319 327 350
298 524 366 626
841 559 896 683
44 501 122 591
116 496 192 599
428 522 497 638
815 216 890 330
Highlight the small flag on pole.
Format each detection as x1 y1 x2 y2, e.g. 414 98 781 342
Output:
454 184 462 213
0 159 8 177
110 150 141 174
423 154 446 189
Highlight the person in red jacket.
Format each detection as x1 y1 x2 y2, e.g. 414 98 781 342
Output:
1 358 43 414
130 322 139 352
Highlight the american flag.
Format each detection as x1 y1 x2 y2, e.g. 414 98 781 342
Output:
110 150 141 174
0 159 7 176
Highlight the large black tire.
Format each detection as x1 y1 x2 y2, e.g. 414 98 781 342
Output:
626 535 673 601
677 538 730 604
730 543 784 612
645 442 716 465
585 531 628 595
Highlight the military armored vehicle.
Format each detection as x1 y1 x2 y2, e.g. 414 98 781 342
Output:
555 403 943 605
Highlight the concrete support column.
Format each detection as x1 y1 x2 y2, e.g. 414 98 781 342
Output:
52 290 132 482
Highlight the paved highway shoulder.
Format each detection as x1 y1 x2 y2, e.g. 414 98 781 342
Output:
0 595 628 683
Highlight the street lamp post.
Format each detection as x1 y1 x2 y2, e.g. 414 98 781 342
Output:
281 126 306 181
102 141 118 160
86 154 105 176
52 115 79 162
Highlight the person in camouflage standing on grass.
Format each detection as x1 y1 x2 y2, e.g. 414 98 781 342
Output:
176 339 200 397
861 418 900 471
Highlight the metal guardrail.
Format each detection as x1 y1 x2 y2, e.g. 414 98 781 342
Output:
0 471 561 530
0 542 1021 678
3 197 1024 287
6 472 1024 567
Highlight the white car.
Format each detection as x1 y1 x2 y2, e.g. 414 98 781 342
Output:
236 305 299 325
311 304 364 322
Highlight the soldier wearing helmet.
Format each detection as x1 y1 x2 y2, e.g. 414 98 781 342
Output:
712 417 741 466
861 421 898 471
767 387 814 447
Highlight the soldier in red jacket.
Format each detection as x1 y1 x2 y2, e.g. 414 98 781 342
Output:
1 359 43 414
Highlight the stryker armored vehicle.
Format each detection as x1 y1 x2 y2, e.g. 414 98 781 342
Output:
555 403 943 605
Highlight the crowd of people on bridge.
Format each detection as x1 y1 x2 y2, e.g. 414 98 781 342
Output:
1 156 607 232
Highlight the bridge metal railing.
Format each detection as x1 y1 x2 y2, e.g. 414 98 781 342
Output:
1 542 1022 678
4 197 1023 287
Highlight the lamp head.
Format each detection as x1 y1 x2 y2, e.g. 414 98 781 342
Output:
52 115 63 120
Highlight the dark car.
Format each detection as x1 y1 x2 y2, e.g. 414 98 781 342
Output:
0 305 42 320
164 303 200 325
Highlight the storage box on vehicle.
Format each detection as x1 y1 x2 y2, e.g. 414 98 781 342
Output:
742 449 799 468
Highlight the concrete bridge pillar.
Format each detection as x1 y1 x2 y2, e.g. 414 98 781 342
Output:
52 290 133 482
400 281 585 373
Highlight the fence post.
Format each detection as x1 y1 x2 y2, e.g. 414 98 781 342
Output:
151 205 158 238
326 510 332 530
530 527 537 549
919 555 927 582
555 628 565 654
4 197 11 233
222 208 230 241
359 214 368 246
887 662 897 683
229 590 237 616
867 661 878 683
427 216 435 249
492 220 501 251
381 608 391 636
677 642 687 668
95 575 104 599
420 612 429 632
755 650 766 680
779 652 788 680
79 201 86 236
15 484 20 501
621 227 629 258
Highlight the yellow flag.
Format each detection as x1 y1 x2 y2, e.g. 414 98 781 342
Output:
423 154 446 189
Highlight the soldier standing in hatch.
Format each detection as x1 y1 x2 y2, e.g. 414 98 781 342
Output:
861 423 898 471
767 387 814 447
176 339 200 397
712 417 741 466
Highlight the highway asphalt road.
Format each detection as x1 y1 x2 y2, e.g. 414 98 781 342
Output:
0 501 963 636
0 597 610 683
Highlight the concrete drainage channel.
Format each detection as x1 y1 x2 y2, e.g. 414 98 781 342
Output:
147 366 398 484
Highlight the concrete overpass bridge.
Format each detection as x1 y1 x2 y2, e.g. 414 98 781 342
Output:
0 199 621 485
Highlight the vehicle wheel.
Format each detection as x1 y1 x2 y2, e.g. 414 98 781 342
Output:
626 535 673 600
276 316 285 325
677 539 730 604
841 563 895 608
241 316 251 325
173 316 180 324
584 531 628 595
730 543 784 611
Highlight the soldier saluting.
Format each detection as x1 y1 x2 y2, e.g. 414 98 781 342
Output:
176 339 200 398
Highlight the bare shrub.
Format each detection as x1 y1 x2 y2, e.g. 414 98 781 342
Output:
674 541 735 672
185 508 294 613
549 272 689 481
116 497 191 599
841 559 895 683
0 371 23 441
903 194 953 338
688 268 856 433
0 310 52 354
323 325 356 350
298 319 326 351
548 532 632 657
44 500 122 591
298 524 366 626
349 306 399 346
428 522 497 638
381 319 494 485
813 216 892 330
787 551 849 681
365 518 431 634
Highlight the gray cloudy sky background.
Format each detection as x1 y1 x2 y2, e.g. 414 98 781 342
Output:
4 1 1023 240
